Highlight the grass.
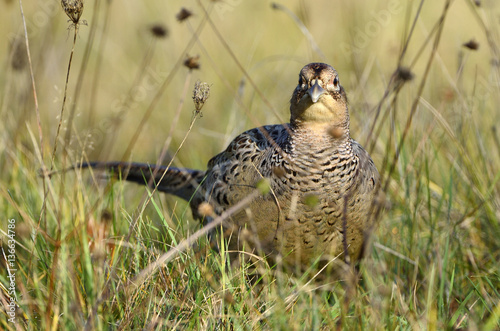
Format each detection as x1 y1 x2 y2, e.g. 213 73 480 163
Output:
1 0 500 329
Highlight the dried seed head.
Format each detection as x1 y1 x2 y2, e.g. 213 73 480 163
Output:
463 39 479 51
184 55 200 70
150 24 168 38
303 194 319 208
272 166 285 178
101 210 113 224
192 80 210 112
176 8 193 22
198 202 214 217
10 37 27 71
240 227 251 239
256 178 271 195
61 0 84 24
223 292 235 304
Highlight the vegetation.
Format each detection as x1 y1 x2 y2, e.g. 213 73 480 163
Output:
1 0 499 329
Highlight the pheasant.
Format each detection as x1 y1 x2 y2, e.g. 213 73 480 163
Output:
78 63 380 269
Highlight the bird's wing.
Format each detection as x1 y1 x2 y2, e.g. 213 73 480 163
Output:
203 125 287 208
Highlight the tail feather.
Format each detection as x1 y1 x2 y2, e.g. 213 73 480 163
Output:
75 161 205 202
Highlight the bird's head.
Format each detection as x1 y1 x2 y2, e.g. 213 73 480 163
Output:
290 63 349 132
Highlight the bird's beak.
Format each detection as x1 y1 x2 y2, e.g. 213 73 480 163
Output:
307 79 326 103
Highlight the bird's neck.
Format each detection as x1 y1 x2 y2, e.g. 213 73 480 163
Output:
288 121 352 155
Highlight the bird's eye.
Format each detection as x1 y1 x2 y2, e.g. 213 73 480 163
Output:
333 76 339 87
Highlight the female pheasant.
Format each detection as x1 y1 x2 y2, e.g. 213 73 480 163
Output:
80 63 380 268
